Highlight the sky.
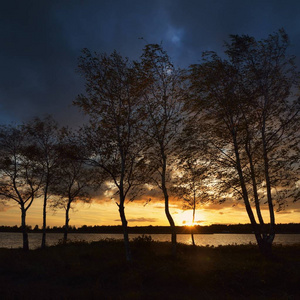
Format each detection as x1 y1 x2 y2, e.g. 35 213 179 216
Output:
0 0 300 227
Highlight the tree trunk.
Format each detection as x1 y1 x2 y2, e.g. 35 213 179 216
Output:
162 180 177 256
41 195 47 249
191 200 196 246
118 201 132 262
21 208 29 251
232 131 258 230
63 202 71 244
258 237 274 258
231 129 270 256
261 123 276 237
191 230 195 247
41 177 50 249
161 155 177 256
244 138 265 227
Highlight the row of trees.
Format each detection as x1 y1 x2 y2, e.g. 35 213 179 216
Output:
0 118 96 250
1 29 299 260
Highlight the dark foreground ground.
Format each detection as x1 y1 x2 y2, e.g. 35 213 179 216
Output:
0 237 299 299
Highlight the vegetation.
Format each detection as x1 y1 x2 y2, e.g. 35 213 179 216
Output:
0 239 299 299
50 130 95 244
74 49 148 261
137 44 186 256
1 223 300 234
185 29 300 256
0 125 43 250
0 29 299 259
25 116 62 249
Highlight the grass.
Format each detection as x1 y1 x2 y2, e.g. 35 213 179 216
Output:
0 238 299 299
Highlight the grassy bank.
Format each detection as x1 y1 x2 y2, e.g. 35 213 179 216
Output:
0 238 299 299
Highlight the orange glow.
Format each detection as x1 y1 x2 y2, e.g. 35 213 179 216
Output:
1 197 300 227
174 209 206 226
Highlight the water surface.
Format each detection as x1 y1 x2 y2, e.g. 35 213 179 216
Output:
1 232 299 249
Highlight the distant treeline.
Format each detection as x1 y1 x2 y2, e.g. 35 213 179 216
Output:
1 223 300 234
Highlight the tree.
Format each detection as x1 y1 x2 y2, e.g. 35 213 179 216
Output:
74 49 147 261
50 129 96 243
0 125 43 250
171 157 211 246
188 29 300 256
25 116 61 249
137 44 185 256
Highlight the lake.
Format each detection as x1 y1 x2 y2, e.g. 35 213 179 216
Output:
1 232 299 249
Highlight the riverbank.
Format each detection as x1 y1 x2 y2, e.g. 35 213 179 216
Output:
1 223 300 234
0 239 299 299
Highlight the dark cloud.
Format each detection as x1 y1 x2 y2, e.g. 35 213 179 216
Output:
164 0 300 66
0 1 82 125
1 0 300 126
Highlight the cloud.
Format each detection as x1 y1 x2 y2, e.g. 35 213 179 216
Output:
195 220 204 224
1 0 300 128
276 211 292 215
0 202 14 212
114 217 158 223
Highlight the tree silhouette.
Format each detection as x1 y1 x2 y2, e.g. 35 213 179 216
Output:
50 129 96 243
0 125 43 250
171 157 211 246
188 29 300 256
137 44 185 256
25 116 61 249
74 49 147 261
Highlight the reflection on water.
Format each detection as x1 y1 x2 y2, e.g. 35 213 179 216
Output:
0 232 299 249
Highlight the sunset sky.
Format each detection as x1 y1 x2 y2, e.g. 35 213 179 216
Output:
0 0 300 227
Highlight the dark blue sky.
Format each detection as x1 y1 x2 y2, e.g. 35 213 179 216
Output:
1 0 300 126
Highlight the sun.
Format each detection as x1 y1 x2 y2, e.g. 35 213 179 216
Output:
177 210 204 226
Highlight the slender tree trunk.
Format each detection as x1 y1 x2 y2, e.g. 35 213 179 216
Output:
260 121 275 257
41 195 47 249
162 155 177 256
232 130 266 252
41 181 49 249
191 226 195 246
118 199 132 262
244 139 265 227
262 124 275 239
63 201 71 244
21 207 29 251
244 139 271 248
191 191 196 246
164 192 177 256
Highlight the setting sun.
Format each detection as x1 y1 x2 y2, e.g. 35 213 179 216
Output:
176 209 205 226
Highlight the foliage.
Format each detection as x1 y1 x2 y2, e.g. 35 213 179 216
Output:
74 49 149 261
187 29 300 255
50 129 97 243
0 241 299 299
0 124 44 250
137 43 186 255
25 116 62 248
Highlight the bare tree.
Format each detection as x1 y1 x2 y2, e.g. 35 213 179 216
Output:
0 125 43 250
74 49 147 261
171 157 211 246
188 29 300 256
25 116 61 249
50 129 96 243
137 44 186 256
